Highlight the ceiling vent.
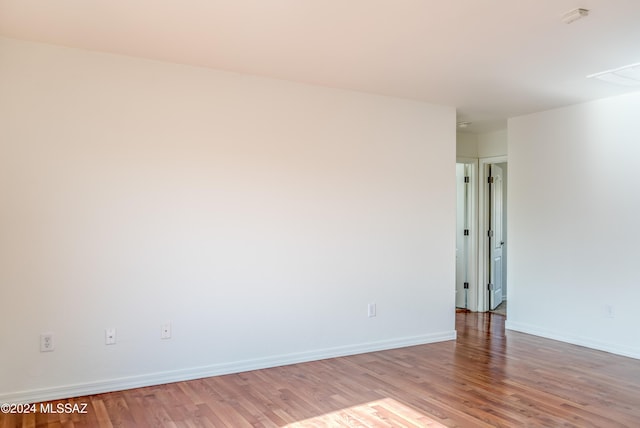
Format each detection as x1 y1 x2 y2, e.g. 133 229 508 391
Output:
587 63 640 87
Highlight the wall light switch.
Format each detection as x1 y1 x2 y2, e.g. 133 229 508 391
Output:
368 303 377 318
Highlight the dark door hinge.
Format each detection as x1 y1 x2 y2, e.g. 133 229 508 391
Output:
464 229 469 236
464 282 469 289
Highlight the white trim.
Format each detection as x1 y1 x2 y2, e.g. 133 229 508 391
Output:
0 330 456 404
478 155 507 312
505 321 640 360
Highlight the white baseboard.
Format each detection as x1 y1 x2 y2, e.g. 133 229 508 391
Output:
1 330 456 404
505 320 640 360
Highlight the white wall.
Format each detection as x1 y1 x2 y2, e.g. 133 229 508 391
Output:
456 132 478 158
457 129 506 159
506 92 640 358
0 37 456 402
477 130 507 158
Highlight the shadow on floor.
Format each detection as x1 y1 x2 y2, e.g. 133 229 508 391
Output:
491 300 506 316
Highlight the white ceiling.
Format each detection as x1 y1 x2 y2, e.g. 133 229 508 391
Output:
1 0 639 133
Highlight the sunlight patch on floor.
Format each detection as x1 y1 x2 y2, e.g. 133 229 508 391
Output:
284 397 446 427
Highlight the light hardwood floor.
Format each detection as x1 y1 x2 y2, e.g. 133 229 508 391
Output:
3 312 640 427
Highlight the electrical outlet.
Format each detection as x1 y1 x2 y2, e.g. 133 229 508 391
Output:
105 328 116 345
605 305 615 318
40 333 55 352
161 323 171 339
368 303 377 318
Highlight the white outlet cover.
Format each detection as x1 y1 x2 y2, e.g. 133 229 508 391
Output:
605 305 615 318
40 333 55 352
105 328 117 345
161 323 171 339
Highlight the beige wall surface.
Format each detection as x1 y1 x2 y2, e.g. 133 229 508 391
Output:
507 92 640 359
0 37 456 401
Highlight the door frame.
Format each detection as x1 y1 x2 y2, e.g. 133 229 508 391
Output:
455 157 479 311
478 155 507 312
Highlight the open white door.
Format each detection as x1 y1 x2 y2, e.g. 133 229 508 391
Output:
489 165 504 310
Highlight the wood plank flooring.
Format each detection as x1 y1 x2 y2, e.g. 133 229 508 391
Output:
2 312 640 427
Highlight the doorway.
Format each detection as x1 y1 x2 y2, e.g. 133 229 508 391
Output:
455 159 477 310
479 157 508 313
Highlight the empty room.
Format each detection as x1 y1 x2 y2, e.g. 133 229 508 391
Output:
1 1 639 427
